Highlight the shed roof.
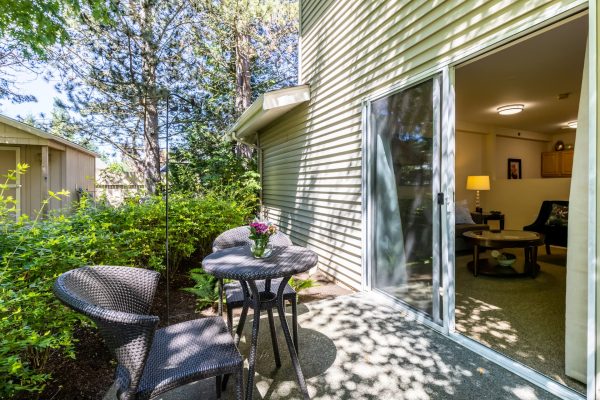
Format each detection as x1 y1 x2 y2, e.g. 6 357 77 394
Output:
0 114 99 157
229 85 310 143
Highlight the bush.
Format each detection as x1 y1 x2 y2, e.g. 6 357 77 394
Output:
0 191 255 397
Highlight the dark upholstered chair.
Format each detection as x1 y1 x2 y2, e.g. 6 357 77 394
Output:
53 266 243 400
523 200 569 255
212 227 299 353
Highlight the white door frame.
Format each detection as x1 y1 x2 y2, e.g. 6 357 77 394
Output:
0 146 22 218
361 69 447 331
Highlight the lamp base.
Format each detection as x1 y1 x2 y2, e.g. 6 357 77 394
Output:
475 207 482 213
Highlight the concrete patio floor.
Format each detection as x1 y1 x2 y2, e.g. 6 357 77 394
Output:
104 293 561 400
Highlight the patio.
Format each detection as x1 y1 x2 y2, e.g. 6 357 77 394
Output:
103 292 559 400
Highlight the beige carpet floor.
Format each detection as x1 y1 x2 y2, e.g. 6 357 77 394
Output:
455 246 585 394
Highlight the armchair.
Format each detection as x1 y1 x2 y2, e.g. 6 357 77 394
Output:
53 266 243 400
523 200 569 255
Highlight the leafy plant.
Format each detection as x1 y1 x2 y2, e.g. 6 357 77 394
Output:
0 188 256 396
182 268 220 311
289 277 317 295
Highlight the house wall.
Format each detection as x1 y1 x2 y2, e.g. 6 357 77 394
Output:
259 0 586 290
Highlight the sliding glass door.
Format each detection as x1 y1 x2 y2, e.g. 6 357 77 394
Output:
368 75 443 323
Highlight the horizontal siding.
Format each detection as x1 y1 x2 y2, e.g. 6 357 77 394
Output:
261 0 584 290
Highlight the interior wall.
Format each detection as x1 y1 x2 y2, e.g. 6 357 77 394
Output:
455 130 485 207
456 122 572 227
550 131 576 151
495 136 547 179
480 178 571 229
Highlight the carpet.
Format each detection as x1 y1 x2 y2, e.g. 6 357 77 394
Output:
455 246 585 394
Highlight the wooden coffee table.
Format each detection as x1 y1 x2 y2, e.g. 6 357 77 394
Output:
462 230 544 278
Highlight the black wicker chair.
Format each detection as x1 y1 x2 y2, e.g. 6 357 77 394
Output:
212 227 299 354
53 266 243 400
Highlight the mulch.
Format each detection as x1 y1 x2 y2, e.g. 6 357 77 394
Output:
39 270 350 400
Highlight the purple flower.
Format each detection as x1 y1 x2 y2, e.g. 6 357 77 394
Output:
248 219 278 240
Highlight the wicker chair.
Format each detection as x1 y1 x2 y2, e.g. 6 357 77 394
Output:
53 266 243 400
212 227 299 354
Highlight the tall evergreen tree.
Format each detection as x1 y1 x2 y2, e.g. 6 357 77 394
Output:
169 0 298 185
52 0 203 194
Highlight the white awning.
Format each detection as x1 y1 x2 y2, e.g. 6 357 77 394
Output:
229 85 310 143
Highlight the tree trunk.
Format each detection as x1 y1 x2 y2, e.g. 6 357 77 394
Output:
143 99 161 194
235 31 252 115
234 29 253 158
141 0 161 194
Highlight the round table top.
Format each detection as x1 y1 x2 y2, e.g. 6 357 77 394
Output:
202 245 318 280
463 230 544 247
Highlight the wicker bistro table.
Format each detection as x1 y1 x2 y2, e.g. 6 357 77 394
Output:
202 245 318 400
462 230 544 278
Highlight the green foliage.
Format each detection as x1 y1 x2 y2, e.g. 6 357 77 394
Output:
0 0 108 57
0 190 255 397
182 268 220 311
170 127 261 210
288 277 317 294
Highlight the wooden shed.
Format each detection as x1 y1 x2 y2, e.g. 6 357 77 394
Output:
0 114 97 217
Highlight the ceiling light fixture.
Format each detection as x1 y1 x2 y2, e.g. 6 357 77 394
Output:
497 104 524 115
567 121 578 129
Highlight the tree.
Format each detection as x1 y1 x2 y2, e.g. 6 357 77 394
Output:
189 0 298 156
52 0 203 194
0 0 107 104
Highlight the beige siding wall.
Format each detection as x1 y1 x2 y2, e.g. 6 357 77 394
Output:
65 147 96 195
260 0 585 289
0 119 96 216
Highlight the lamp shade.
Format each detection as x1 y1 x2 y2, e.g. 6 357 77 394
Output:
466 175 490 191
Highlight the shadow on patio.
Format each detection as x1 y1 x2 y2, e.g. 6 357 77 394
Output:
104 293 559 400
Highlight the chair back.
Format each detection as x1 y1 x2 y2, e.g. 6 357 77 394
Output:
212 226 293 252
53 266 161 399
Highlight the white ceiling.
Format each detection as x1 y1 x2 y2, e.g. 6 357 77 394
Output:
456 16 587 135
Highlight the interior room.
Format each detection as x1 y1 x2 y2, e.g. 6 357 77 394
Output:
454 14 587 393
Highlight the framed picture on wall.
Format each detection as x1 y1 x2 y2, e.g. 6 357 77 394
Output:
508 158 522 179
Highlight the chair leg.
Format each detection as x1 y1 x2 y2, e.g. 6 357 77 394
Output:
235 364 244 400
291 297 299 354
223 303 248 391
216 375 222 399
218 279 224 316
545 244 551 255
267 308 281 367
227 305 234 336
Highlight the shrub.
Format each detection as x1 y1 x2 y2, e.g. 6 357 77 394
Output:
0 190 255 397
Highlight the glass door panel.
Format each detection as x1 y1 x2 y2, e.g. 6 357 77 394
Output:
371 76 442 320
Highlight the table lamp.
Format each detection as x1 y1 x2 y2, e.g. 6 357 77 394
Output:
466 175 490 213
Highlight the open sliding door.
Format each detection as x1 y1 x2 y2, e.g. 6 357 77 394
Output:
366 74 445 325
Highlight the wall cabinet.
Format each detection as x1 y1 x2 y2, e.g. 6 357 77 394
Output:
541 150 573 177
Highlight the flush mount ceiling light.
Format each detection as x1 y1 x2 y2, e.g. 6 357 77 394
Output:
567 120 578 129
497 104 524 115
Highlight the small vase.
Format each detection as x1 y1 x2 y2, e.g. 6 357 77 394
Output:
251 238 272 258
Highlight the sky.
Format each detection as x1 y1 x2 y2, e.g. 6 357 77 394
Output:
0 67 64 121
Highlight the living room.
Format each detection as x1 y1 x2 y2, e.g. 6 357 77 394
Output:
453 13 587 395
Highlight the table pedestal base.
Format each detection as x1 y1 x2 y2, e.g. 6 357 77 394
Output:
236 278 310 400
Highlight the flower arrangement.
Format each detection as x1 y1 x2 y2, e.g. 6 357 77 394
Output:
248 219 277 258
